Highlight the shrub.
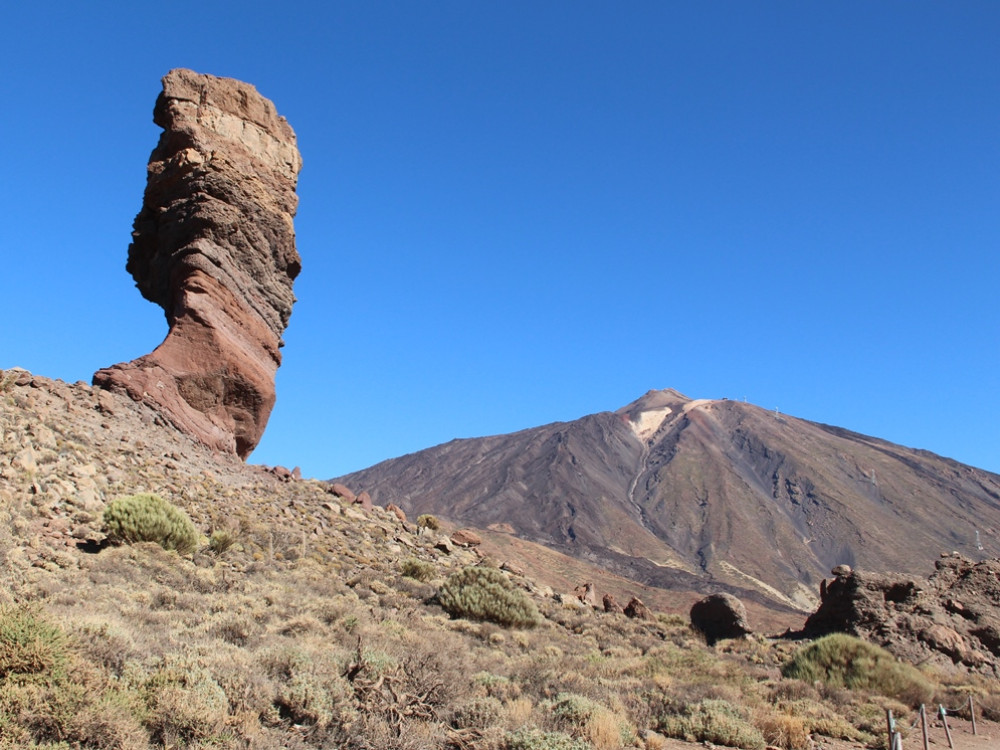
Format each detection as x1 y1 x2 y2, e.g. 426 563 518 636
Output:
781 634 933 706
417 514 440 531
103 493 199 555
451 696 504 729
208 529 237 555
550 692 634 749
504 726 591 750
400 557 436 582
657 699 766 750
438 567 541 628
0 605 70 682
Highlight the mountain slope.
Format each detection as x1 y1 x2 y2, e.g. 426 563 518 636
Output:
335 389 1000 612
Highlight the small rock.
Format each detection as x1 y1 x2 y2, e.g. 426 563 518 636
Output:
500 561 524 576
450 529 482 547
434 537 454 554
831 564 852 577
574 582 597 607
603 593 624 614
624 596 653 620
328 483 356 502
355 491 373 512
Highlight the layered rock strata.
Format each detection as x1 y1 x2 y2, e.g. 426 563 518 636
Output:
94 69 302 458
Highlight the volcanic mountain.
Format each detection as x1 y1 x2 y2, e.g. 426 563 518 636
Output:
335 389 1000 614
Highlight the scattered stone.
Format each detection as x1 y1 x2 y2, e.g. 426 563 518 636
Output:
602 593 624 614
690 593 752 645
328 483 356 502
355 491 373 512
574 582 597 607
450 529 482 547
434 537 454 554
93 68 302 459
500 561 524 576
624 596 653 620
267 465 294 481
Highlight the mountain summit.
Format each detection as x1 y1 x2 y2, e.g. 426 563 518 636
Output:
336 391 1000 613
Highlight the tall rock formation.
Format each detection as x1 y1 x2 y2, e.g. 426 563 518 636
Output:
94 69 302 458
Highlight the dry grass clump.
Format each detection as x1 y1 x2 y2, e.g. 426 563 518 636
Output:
417 514 440 530
400 557 436 582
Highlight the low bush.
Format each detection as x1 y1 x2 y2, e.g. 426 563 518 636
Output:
438 567 541 628
504 726 591 750
400 557 436 582
0 604 70 682
781 634 933 706
103 493 199 555
657 699 766 750
208 529 237 555
417 514 441 531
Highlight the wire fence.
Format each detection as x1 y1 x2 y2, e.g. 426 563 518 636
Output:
887 696 980 750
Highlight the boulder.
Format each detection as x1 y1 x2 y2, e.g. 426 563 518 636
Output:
574 582 597 607
450 529 482 547
386 504 407 523
354 491 373 512
624 596 653 620
690 593 752 645
327 483 356 502
602 593 624 614
93 69 302 458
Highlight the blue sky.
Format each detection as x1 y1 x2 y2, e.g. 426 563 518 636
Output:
2 2 997 477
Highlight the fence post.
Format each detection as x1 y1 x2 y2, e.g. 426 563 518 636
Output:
969 695 977 736
919 704 930 750
938 705 954 750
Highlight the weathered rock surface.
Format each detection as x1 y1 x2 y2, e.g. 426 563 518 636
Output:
804 555 1000 675
93 69 302 458
624 596 653 620
690 592 752 644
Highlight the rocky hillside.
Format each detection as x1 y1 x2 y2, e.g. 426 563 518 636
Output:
4 369 1000 750
336 389 1000 615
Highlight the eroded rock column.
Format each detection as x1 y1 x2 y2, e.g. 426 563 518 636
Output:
94 69 302 458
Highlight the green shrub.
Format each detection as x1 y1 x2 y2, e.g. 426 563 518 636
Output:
781 634 933 706
417 514 441 531
400 557 436 582
504 726 591 750
438 566 541 628
0 605 70 682
103 493 198 555
450 696 503 729
657 699 766 750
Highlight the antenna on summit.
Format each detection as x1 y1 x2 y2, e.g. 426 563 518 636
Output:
976 529 984 551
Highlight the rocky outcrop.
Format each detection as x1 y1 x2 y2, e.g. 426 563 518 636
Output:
804 555 1000 675
93 69 302 458
690 593 752 645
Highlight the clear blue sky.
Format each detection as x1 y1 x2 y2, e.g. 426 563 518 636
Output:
2 2 997 478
